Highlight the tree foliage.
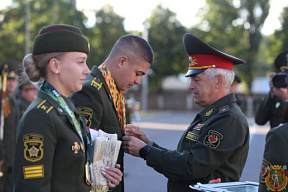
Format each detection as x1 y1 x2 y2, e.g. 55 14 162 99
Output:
146 5 186 91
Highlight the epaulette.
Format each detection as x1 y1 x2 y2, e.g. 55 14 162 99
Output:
219 105 230 113
36 100 54 114
90 77 102 90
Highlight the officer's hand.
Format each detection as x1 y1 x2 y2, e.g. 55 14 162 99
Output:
209 178 221 184
122 136 146 157
125 124 153 145
101 164 123 188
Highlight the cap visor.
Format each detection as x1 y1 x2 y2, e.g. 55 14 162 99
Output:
185 69 206 77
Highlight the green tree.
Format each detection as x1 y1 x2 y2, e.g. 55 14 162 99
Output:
146 5 186 91
192 0 270 94
87 4 127 68
0 0 88 64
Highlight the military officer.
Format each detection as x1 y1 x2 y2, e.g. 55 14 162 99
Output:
255 49 288 128
122 33 250 192
0 61 20 192
13 24 122 192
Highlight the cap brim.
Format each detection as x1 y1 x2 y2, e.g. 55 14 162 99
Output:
185 69 206 77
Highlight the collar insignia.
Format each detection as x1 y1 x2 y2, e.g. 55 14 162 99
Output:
205 109 213 117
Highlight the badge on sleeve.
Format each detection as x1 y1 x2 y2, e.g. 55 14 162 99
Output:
265 164 288 191
77 107 93 127
23 134 44 162
203 130 223 148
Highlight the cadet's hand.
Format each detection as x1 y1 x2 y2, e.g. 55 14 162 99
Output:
101 164 123 188
125 124 153 145
122 136 146 157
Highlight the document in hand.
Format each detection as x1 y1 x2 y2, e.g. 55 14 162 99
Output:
91 129 122 192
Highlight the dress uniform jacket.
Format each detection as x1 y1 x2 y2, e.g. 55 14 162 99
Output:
258 123 288 192
13 91 91 192
146 94 250 192
71 65 124 192
255 93 284 128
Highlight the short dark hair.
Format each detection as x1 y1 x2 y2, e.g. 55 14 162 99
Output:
110 35 154 65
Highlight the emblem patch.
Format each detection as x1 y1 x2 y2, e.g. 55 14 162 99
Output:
23 134 44 162
23 165 44 179
77 107 93 127
203 130 223 148
265 165 288 191
186 131 199 141
260 159 271 183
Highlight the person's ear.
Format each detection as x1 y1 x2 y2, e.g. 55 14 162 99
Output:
216 75 223 88
49 58 60 74
117 56 128 68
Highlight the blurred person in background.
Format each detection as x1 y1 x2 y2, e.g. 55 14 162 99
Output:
255 49 288 129
0 61 20 192
16 81 38 119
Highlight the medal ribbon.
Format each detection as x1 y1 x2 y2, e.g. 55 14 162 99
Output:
99 64 126 133
40 81 93 185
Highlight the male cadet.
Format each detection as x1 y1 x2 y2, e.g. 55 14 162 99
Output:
122 33 250 192
71 34 154 192
255 49 288 129
0 61 20 192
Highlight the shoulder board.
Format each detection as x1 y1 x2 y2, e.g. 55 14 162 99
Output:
90 77 102 90
219 105 230 113
37 100 54 114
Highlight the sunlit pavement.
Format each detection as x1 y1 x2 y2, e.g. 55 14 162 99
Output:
124 110 269 192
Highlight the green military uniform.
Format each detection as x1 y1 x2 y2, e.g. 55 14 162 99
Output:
0 61 20 192
258 123 288 192
13 83 91 192
71 66 124 192
145 94 249 192
255 93 284 128
0 95 19 192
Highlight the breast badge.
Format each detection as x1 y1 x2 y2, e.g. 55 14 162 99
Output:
203 130 223 148
23 134 44 162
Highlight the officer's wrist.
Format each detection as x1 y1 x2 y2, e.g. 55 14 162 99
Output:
139 145 151 160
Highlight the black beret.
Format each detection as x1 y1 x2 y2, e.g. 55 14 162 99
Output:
32 24 90 55
274 49 288 72
183 33 246 77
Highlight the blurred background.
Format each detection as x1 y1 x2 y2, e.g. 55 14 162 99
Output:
1 0 288 115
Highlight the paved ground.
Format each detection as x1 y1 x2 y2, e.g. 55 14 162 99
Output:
123 110 269 192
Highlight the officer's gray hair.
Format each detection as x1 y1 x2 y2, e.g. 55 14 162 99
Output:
204 68 235 89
